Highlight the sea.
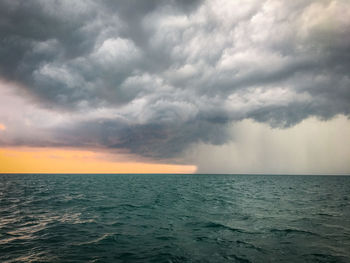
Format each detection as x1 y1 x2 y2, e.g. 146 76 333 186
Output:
0 174 349 263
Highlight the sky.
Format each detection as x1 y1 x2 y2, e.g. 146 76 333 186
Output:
0 0 349 174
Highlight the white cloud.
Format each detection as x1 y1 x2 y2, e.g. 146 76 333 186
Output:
93 37 140 65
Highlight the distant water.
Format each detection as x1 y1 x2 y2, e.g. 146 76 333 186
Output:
1 174 350 262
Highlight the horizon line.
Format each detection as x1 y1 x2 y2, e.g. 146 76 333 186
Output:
1 173 349 176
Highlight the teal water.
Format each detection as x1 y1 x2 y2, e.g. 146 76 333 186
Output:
0 174 349 262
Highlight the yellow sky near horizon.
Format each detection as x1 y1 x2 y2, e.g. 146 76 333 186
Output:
0 147 197 174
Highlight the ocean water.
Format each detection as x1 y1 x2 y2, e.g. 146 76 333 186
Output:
0 174 349 263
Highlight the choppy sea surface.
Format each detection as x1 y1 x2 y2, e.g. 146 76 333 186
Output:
1 174 350 263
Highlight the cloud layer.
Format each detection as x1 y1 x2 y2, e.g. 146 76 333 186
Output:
0 0 350 160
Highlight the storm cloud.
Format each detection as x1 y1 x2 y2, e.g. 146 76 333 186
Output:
0 0 350 160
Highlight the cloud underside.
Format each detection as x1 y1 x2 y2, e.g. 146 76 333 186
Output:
0 0 350 160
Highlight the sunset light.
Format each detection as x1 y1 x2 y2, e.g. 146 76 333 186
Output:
0 147 196 174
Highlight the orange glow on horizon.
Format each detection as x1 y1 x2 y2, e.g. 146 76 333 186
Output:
0 147 197 174
0 123 6 131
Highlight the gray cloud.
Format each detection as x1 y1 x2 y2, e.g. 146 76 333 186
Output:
0 0 350 159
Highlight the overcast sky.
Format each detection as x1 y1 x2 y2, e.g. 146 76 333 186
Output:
0 0 349 173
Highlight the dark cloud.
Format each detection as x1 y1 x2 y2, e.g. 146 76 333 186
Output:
54 118 229 159
0 0 350 159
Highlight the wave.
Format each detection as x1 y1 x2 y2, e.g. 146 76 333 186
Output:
203 222 260 234
270 228 321 237
225 254 252 263
236 240 265 253
302 253 347 262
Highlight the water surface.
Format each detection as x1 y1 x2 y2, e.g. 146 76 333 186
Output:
1 174 349 262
